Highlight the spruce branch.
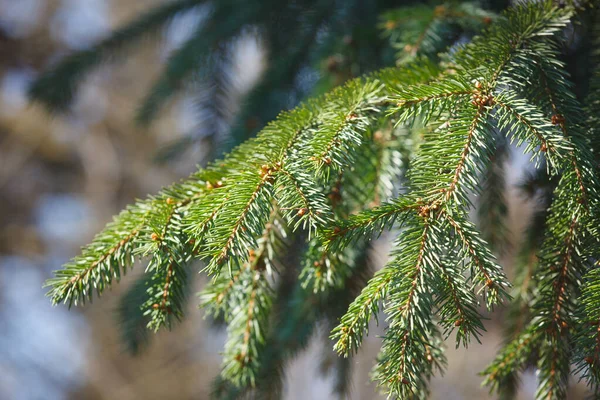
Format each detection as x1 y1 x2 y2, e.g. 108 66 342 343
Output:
573 266 600 391
45 165 223 305
306 79 385 177
532 56 595 205
443 212 509 308
484 171 593 398
491 191 551 399
200 209 286 316
373 220 442 396
220 266 273 387
493 92 573 171
390 77 475 125
573 15 600 390
431 221 486 346
201 211 285 387
323 198 417 251
381 2 496 64
299 131 405 293
275 166 331 231
44 1 600 397
531 173 589 399
482 326 541 393
138 200 194 330
331 258 397 356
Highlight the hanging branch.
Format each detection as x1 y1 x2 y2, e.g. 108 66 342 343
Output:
44 2 600 398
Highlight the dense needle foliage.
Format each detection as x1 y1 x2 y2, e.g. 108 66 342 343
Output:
36 0 600 398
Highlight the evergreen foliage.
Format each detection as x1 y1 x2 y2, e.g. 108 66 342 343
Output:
29 0 405 157
40 0 600 398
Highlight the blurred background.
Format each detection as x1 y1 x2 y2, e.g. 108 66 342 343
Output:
0 1 589 399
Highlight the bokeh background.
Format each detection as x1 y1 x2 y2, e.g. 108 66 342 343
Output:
0 1 589 399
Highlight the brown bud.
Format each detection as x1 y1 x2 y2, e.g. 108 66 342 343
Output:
323 157 332 165
384 20 396 30
540 142 547 152
585 356 594 365
486 279 494 288
152 303 159 309
455 319 463 327
70 276 78 284
151 232 160 241
206 181 214 190
166 197 175 205
314 261 321 267
401 377 410 385
297 208 307 216
551 114 565 126
265 174 276 184
483 16 492 24
560 320 568 329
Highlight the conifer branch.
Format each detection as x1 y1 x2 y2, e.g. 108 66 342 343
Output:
493 94 570 171
433 227 486 346
220 266 273 387
323 198 417 251
447 104 486 201
443 212 509 307
381 2 495 64
534 61 591 204
482 327 540 391
212 172 276 270
373 221 444 396
331 264 394 356
391 80 475 124
44 2 600 397
573 266 600 390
